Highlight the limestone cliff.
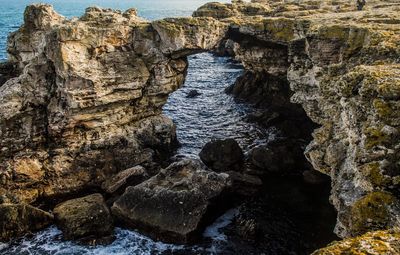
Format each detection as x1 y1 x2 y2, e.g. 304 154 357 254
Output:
0 0 399 250
194 0 400 239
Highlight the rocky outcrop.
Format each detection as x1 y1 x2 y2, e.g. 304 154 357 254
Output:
111 159 231 243
194 0 400 239
1 0 399 250
0 204 53 242
53 193 114 244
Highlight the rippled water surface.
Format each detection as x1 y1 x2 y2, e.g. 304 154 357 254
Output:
163 53 271 157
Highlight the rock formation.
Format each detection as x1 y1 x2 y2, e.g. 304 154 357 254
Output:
53 193 114 244
193 0 400 240
0 0 399 252
111 159 231 243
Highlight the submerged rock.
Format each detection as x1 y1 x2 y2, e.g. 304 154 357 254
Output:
186 89 201 98
53 194 114 244
199 138 244 172
0 204 53 242
111 159 232 243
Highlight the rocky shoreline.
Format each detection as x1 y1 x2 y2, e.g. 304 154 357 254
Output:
0 0 399 254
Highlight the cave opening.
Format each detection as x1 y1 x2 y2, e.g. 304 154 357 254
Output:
162 52 339 254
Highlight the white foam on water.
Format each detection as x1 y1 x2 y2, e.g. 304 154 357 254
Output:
0 208 239 255
0 243 7 251
0 226 186 255
203 208 239 242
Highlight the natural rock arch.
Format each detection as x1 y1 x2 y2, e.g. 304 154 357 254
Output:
0 0 399 243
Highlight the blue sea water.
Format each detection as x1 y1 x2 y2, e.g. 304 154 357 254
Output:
0 0 230 61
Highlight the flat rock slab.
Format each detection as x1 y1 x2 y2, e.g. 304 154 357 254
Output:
111 159 232 244
54 193 114 243
0 204 53 242
101 166 147 194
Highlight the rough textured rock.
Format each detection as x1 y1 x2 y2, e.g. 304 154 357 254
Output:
199 138 244 172
0 4 200 205
312 229 400 255
0 204 53 242
53 193 114 243
111 159 231 243
194 0 400 239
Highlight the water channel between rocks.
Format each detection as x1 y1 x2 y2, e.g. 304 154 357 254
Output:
0 53 337 255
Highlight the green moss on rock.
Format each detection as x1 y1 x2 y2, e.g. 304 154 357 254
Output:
362 162 390 187
364 126 389 149
350 191 397 236
312 230 400 255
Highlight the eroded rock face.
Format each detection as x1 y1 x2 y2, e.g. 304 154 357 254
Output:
194 0 400 238
111 159 232 243
53 193 114 244
0 4 227 206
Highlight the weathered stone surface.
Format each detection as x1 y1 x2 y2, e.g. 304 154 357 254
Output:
0 4 183 204
0 204 53 242
199 138 244 172
53 193 113 243
111 159 231 243
101 166 147 194
194 0 400 239
312 230 400 255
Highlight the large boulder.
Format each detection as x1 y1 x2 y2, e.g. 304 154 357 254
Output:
111 159 232 243
53 193 114 244
199 138 244 172
0 204 53 242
